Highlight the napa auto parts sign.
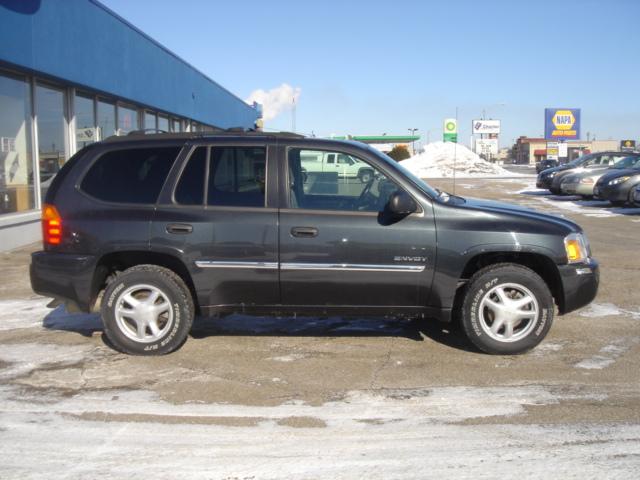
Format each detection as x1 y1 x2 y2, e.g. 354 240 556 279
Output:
545 108 580 140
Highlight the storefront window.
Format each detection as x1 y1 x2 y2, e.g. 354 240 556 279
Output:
144 111 156 130
158 115 169 132
75 94 96 149
0 73 35 215
97 99 116 140
118 105 138 134
36 84 67 196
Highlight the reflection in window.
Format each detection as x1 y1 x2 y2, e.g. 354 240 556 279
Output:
36 85 67 197
97 100 116 140
158 115 169 132
75 94 96 149
144 111 156 130
118 105 138 134
0 73 35 214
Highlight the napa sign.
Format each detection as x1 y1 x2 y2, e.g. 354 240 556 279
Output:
545 108 581 140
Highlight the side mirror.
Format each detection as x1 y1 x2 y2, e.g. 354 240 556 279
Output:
388 191 417 215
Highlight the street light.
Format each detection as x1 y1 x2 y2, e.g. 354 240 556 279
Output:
408 128 418 155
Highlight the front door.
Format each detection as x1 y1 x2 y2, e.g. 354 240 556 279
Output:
279 145 436 313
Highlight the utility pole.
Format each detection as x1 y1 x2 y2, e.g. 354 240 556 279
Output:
408 128 418 155
292 96 296 133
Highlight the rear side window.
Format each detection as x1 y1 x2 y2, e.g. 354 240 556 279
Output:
81 147 180 204
175 147 207 205
207 147 266 207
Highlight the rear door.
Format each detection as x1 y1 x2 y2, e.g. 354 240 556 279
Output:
151 140 279 310
278 143 436 313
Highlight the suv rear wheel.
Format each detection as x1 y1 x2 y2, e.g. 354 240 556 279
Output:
101 265 194 355
460 263 554 355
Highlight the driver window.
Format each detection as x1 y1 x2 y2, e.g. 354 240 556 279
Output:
289 148 400 212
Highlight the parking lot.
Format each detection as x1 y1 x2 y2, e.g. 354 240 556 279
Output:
1 176 640 479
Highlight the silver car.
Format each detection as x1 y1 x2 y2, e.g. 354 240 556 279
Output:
561 155 640 198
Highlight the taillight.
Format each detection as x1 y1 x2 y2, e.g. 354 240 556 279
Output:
42 204 62 246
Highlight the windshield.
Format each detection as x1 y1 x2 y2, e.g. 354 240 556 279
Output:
365 145 440 199
568 152 596 167
612 156 640 169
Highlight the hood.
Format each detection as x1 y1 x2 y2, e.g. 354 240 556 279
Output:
539 163 573 176
596 168 640 184
457 197 580 233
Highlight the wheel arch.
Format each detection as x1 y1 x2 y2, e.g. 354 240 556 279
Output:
91 250 198 313
454 251 564 315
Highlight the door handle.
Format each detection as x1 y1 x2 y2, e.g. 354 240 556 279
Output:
291 226 318 238
166 223 193 235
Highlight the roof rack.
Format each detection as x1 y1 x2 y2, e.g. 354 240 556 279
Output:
103 127 305 142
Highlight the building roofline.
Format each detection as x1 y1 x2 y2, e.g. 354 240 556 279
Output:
90 0 253 112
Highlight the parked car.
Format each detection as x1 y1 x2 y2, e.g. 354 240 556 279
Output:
560 155 640 198
630 184 640 207
593 160 640 206
31 130 599 356
537 152 637 194
535 159 559 174
301 151 375 183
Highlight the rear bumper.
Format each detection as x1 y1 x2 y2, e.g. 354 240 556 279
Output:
558 258 599 314
30 251 98 312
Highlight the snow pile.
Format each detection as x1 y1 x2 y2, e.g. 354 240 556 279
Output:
400 141 516 178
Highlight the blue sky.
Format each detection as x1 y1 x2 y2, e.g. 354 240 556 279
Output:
101 0 640 146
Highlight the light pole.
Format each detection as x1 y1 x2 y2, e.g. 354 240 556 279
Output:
408 128 418 155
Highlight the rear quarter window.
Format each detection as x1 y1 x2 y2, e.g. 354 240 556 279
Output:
81 146 181 204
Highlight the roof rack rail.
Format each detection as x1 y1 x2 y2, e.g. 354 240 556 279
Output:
102 128 306 142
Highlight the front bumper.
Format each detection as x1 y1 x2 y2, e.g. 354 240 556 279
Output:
537 176 554 189
557 258 599 314
562 182 594 196
593 184 627 202
30 251 98 312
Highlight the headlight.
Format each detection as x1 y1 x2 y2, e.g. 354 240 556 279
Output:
547 172 557 178
564 233 590 264
580 177 594 184
608 176 630 185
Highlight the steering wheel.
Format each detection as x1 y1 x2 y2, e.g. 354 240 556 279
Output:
355 178 376 210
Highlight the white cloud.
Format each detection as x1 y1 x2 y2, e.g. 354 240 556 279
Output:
245 83 301 121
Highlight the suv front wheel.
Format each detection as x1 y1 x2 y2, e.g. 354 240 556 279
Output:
460 263 554 355
101 265 194 355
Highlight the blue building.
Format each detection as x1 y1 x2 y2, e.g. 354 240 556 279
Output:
0 0 259 250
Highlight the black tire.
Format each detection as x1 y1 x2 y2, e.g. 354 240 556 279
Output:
101 265 194 355
549 187 562 195
459 263 554 355
358 169 373 183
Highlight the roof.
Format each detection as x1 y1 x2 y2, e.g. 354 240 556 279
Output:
329 135 420 143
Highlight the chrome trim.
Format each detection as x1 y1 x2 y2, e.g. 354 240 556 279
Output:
195 261 278 269
575 267 593 275
280 262 425 273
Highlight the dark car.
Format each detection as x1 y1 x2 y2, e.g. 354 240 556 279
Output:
31 130 599 356
535 159 559 174
630 184 640 207
593 158 640 206
537 152 638 194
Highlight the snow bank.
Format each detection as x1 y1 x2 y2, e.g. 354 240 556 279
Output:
400 141 517 178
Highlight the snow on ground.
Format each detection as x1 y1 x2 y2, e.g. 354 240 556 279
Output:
400 142 524 178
